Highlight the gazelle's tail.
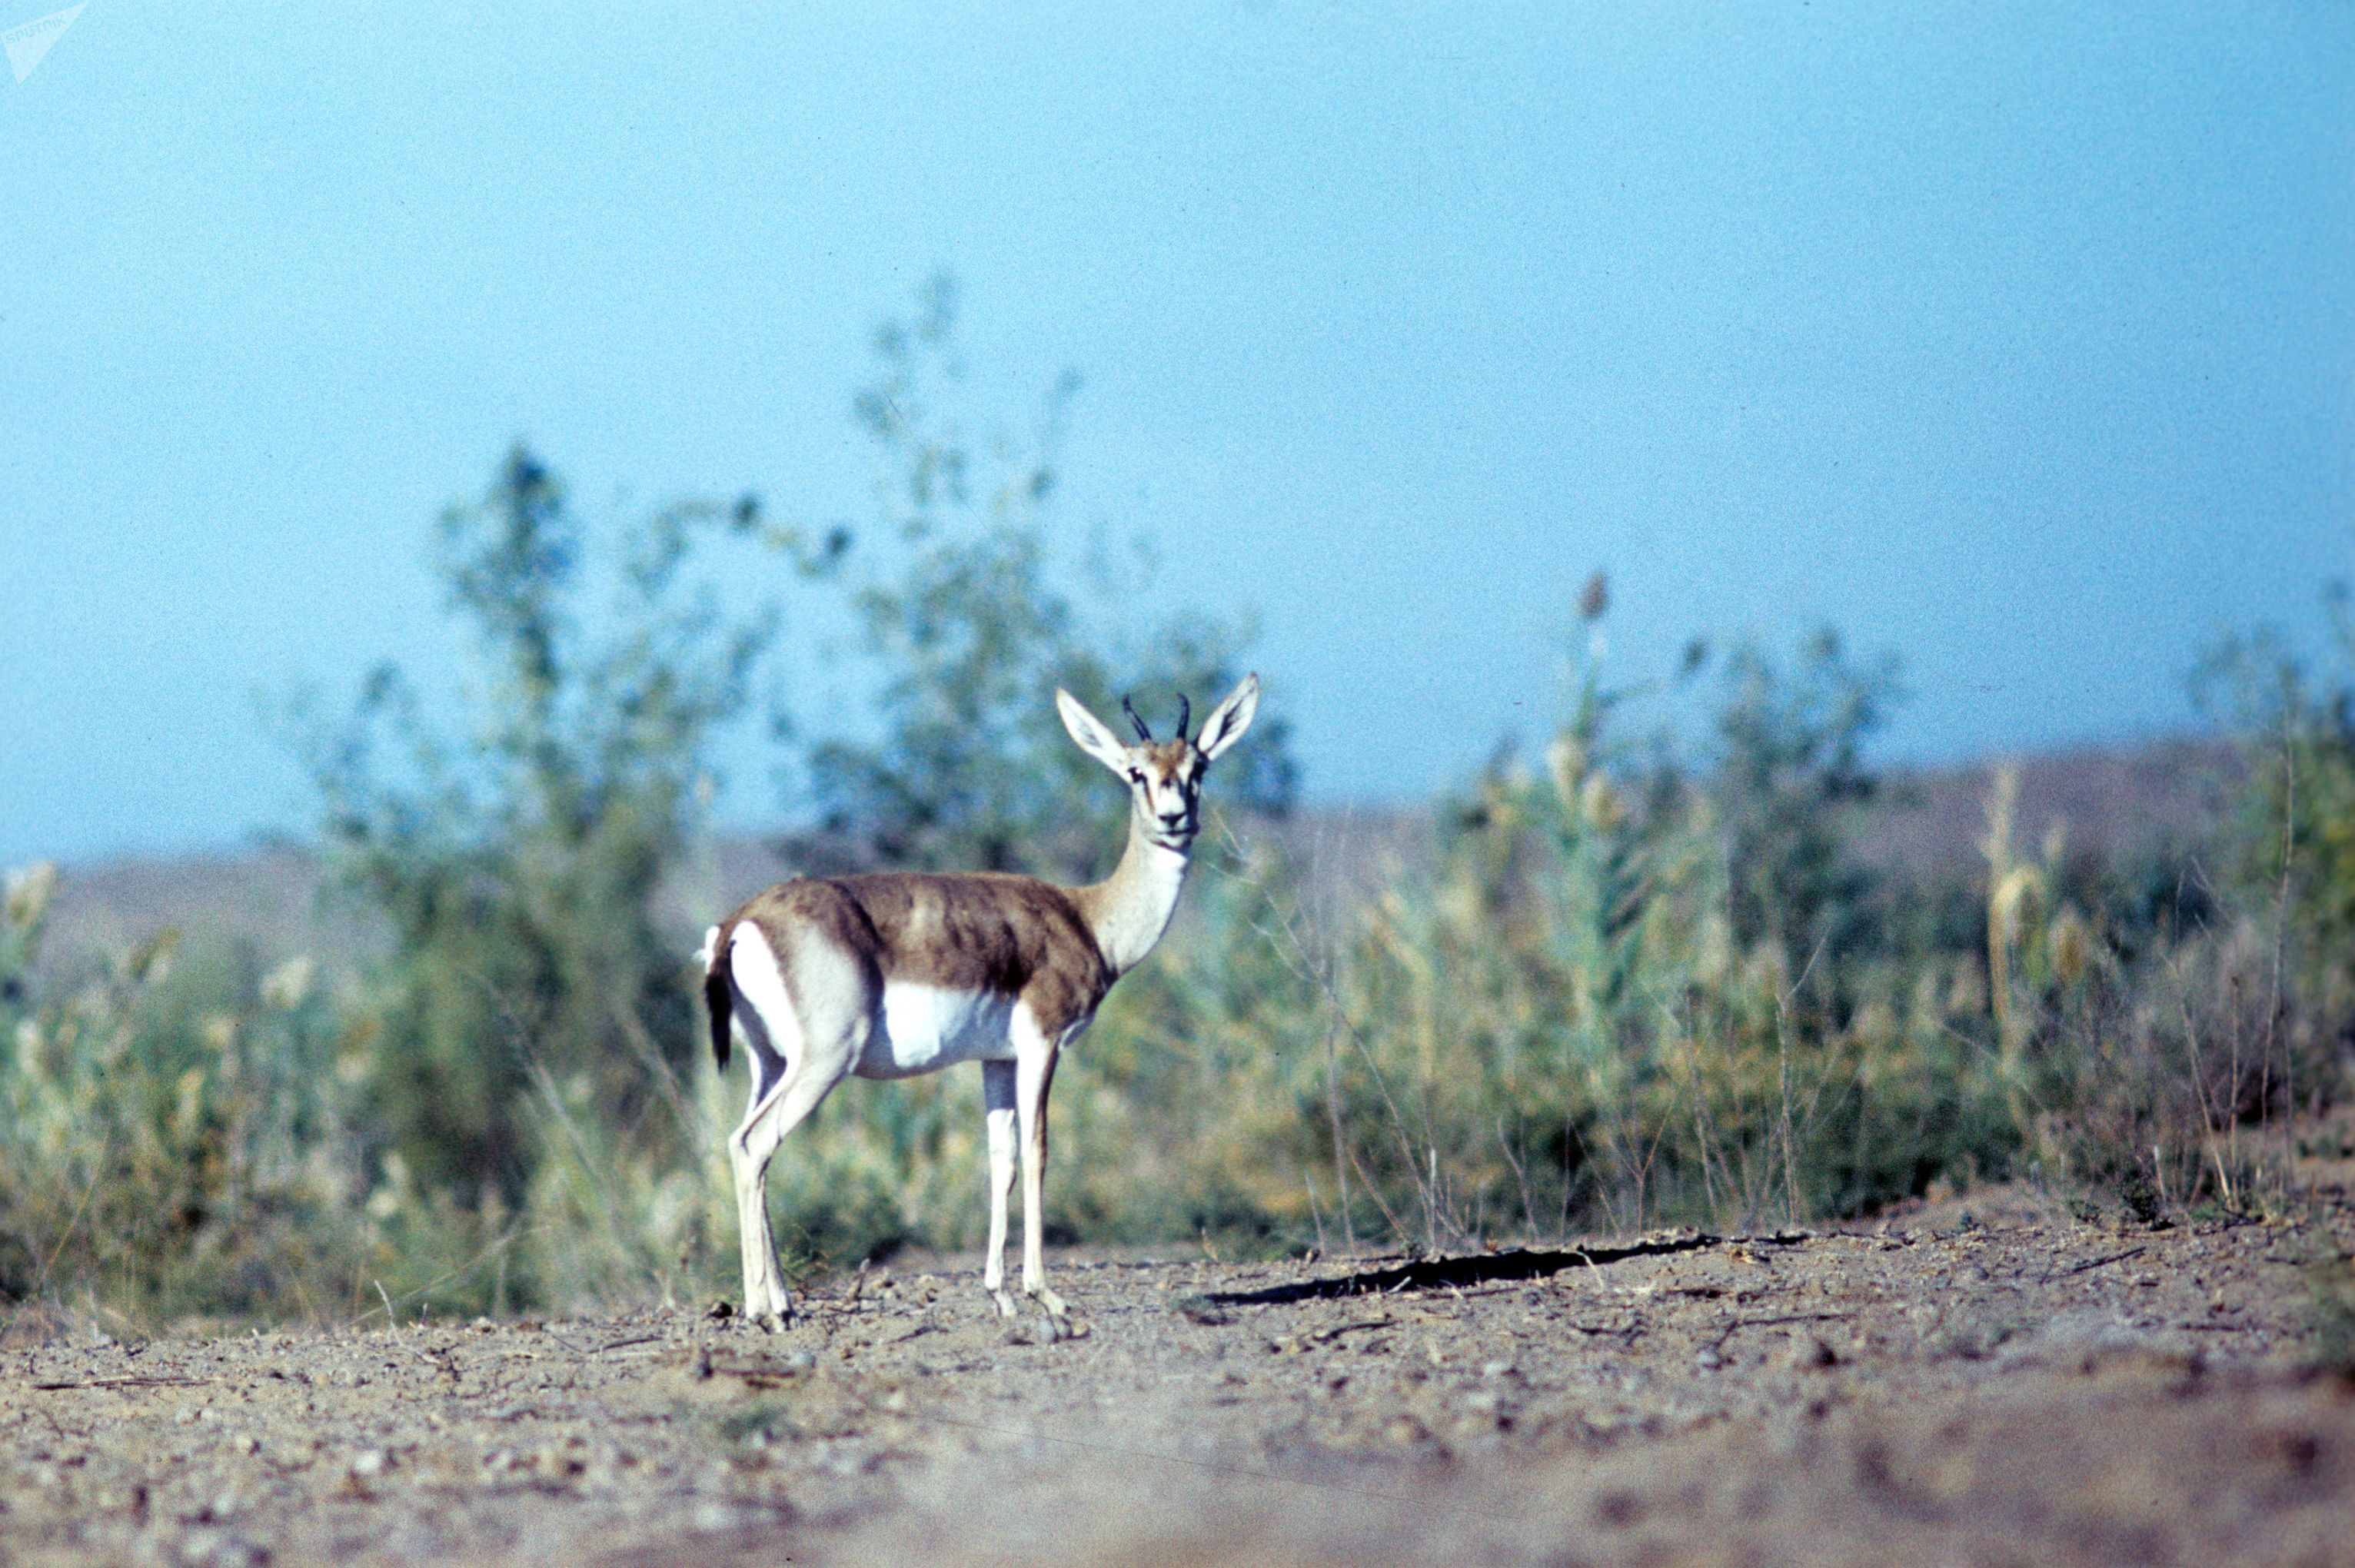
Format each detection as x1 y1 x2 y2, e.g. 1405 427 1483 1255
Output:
699 923 734 1071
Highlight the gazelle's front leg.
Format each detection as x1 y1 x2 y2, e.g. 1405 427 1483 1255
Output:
1013 1033 1066 1317
980 1059 1020 1318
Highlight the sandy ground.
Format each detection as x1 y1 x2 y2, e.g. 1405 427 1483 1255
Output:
3 1182 2350 1568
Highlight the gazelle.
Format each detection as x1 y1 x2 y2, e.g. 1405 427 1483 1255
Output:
700 673 1260 1327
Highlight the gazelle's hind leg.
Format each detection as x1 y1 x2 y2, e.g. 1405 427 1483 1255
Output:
722 922 865 1328
729 1066 853 1327
981 1060 1019 1317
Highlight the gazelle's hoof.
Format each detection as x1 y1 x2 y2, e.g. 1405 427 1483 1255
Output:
990 1287 1019 1320
1031 1284 1069 1318
743 1285 795 1330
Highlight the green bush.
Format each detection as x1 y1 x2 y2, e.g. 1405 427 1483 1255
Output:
288 446 773 1221
0 863 371 1320
783 271 1295 882
2198 585 2355 1080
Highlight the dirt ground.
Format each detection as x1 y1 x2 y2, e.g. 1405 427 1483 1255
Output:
3 1178 2351 1568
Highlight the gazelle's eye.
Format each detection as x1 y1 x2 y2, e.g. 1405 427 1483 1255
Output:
1126 769 1146 786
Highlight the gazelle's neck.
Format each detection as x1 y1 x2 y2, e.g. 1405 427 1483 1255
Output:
1079 815 1194 977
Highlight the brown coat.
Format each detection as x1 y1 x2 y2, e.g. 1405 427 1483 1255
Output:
704 872 1116 1071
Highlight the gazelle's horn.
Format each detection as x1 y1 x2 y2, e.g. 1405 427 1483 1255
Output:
1122 695 1153 742
1175 693 1191 741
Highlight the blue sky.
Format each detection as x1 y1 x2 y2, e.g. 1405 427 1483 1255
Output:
2 2 2348 866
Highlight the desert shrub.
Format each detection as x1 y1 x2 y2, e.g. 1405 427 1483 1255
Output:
1020 595 1976 1249
781 271 1295 882
2197 584 2355 1091
1708 627 1904 977
259 445 790 1317
1056 584 2325 1247
2020 576 2355 1222
0 862 371 1319
288 445 773 1225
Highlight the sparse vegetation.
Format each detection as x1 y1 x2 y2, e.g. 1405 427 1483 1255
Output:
0 281 2344 1325
1049 598 2323 1256
0 863 371 1319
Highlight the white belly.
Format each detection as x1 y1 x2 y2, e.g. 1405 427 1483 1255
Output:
859 982 1019 1078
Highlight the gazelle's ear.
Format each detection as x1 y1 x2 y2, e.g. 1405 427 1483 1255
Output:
1194 673 1261 762
1056 689 1134 776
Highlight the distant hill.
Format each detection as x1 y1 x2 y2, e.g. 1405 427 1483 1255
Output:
22 735 2243 984
34 845 367 983
1851 736 2238 879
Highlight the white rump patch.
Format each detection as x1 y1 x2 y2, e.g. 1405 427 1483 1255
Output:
723 922 802 1082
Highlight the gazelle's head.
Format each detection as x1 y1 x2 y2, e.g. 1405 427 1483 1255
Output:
1056 673 1260 852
